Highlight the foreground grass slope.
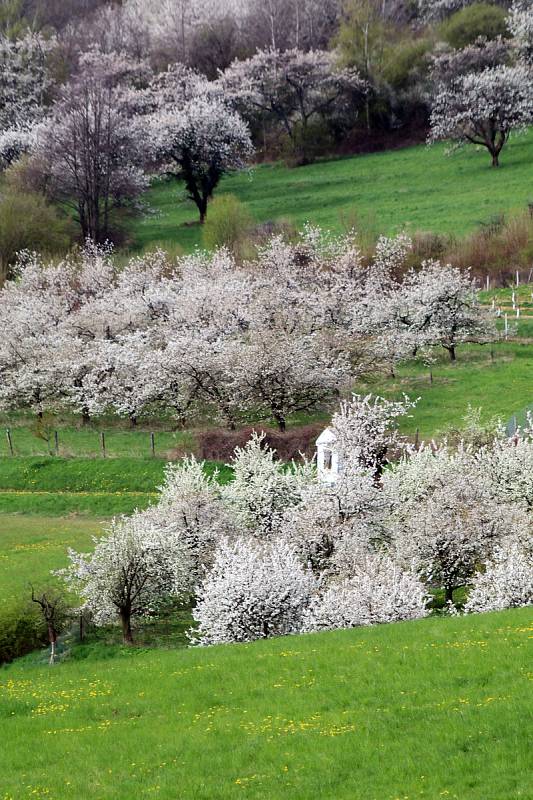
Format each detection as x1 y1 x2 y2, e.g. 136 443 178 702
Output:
131 131 533 252
2 608 532 799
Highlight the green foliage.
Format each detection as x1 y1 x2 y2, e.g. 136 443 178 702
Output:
0 601 45 664
282 119 334 167
129 129 533 252
0 0 27 37
1 608 532 798
439 3 509 49
382 38 432 91
0 190 73 282
202 194 254 255
336 0 390 77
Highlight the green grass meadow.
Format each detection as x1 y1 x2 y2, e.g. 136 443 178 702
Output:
130 131 533 252
0 516 101 609
0 458 233 516
372 342 533 438
1 608 532 800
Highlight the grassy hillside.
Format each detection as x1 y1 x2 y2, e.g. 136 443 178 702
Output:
374 341 533 438
0 516 101 608
0 458 232 515
1 608 532 799
130 130 533 252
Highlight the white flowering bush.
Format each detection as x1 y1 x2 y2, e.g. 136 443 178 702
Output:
142 456 231 587
476 422 533 509
302 552 428 632
331 393 415 480
465 538 533 614
222 433 315 538
192 537 317 645
509 0 533 66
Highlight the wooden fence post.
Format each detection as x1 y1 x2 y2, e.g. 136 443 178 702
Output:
100 431 106 458
54 430 59 456
6 428 13 456
150 432 155 458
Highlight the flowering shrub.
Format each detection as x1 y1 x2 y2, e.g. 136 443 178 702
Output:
302 552 428 632
192 537 317 645
465 538 533 613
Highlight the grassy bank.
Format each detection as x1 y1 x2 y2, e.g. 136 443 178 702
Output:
130 131 533 252
0 516 101 608
372 341 533 438
1 607 532 799
0 458 232 515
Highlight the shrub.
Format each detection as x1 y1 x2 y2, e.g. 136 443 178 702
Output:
465 538 533 613
282 118 333 167
192 537 317 645
0 602 47 664
382 38 432 92
0 190 72 283
197 424 324 463
302 553 429 632
444 210 533 280
439 3 509 49
202 194 253 256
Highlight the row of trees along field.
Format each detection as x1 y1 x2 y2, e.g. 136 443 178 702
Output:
30 395 533 654
0 1 532 268
0 230 497 432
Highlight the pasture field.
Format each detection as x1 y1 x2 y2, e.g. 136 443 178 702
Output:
129 130 533 252
1 607 532 800
0 458 233 516
0 516 101 609
374 341 533 438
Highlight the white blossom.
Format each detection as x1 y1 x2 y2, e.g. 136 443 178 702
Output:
60 513 190 644
302 551 428 632
465 536 533 613
430 64 533 167
222 433 315 538
192 537 317 644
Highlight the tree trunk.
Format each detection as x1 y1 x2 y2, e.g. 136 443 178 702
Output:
446 345 456 362
274 413 286 432
81 407 91 426
120 610 134 645
491 153 500 168
445 585 454 605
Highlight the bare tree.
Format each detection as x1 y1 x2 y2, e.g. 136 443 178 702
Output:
30 584 69 664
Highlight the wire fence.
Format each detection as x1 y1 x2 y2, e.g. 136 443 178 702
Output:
1 427 185 459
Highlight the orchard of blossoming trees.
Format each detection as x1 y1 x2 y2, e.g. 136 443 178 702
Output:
0 229 498 430
60 395 533 645
1 0 533 255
